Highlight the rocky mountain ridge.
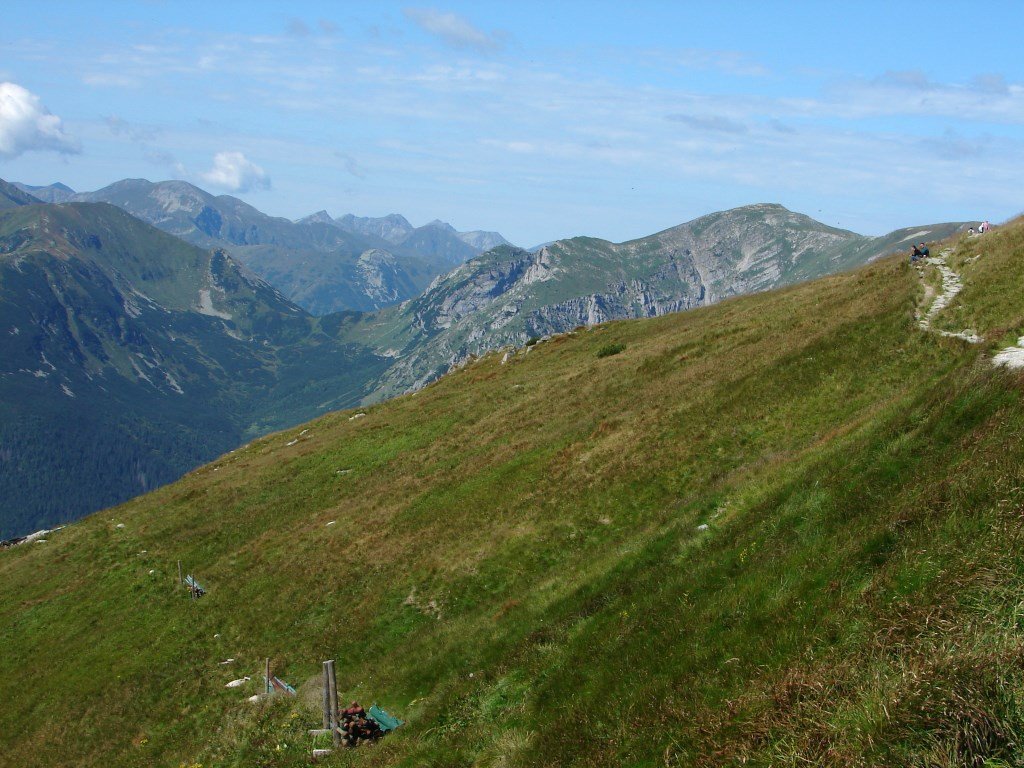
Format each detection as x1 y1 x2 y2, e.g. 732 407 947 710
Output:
348 204 971 398
18 178 513 314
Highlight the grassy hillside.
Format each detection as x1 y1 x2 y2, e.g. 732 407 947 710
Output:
2 221 1024 767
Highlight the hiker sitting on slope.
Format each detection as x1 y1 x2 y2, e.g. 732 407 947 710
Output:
918 242 930 259
910 244 924 263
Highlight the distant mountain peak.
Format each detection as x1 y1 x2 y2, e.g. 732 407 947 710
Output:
457 230 512 252
9 181 74 204
0 178 43 209
423 218 457 232
298 210 334 225
335 213 415 246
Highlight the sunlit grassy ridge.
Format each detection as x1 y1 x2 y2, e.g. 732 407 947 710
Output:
3 222 1024 767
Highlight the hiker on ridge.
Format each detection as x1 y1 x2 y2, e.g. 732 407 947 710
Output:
910 244 924 262
918 242 930 259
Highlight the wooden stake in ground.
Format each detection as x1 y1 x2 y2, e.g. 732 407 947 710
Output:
177 560 183 585
322 662 331 729
326 659 340 746
265 658 271 696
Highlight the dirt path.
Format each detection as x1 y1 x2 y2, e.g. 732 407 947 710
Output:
914 246 1024 370
914 250 980 344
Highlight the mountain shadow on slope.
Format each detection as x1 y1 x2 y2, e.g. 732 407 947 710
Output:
0 200 388 536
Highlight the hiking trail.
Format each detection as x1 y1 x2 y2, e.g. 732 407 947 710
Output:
914 249 980 344
914 245 1024 369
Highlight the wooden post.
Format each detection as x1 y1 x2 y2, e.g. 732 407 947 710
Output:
326 659 339 746
322 662 331 729
177 560 183 585
265 658 271 695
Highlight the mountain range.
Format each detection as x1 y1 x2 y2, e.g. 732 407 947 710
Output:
346 204 969 398
14 179 513 315
0 178 974 536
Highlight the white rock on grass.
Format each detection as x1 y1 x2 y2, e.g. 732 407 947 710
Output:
226 676 250 688
19 530 50 545
994 338 1024 369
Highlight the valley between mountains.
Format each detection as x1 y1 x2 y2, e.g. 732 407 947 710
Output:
0 177 972 537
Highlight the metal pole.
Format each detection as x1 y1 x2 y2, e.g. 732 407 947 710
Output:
265 658 271 695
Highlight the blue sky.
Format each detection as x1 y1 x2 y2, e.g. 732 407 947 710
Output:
2 1 1023 246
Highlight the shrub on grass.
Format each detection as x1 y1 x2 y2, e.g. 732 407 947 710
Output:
596 343 626 358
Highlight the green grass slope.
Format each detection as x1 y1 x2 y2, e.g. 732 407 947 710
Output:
3 221 1024 767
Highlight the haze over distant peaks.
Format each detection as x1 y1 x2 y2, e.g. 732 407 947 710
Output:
22 177 514 314
334 212 414 244
10 181 74 203
0 179 43 209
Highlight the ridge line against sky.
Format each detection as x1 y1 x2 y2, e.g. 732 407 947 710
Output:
1 0 1023 246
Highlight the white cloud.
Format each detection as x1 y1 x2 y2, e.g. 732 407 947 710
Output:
403 8 506 53
0 82 80 159
199 151 270 192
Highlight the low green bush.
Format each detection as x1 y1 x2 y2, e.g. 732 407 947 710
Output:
596 342 626 358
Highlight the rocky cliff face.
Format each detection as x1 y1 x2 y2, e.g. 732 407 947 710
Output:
358 204 968 399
